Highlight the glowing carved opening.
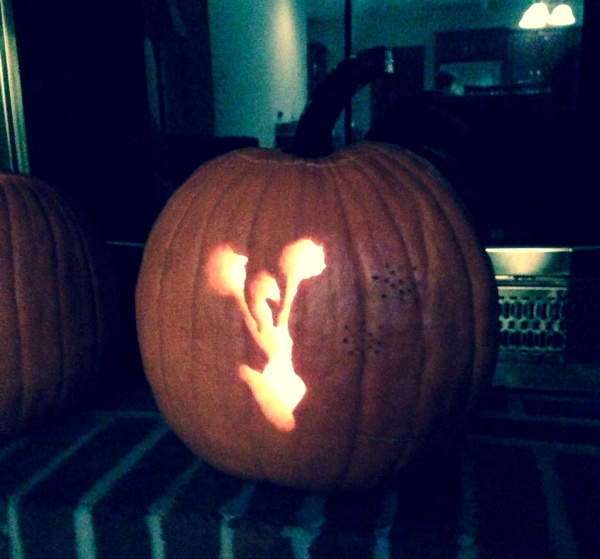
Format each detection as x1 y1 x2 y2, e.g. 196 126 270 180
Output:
207 239 326 431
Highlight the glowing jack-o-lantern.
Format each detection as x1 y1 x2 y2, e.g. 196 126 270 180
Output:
135 48 498 490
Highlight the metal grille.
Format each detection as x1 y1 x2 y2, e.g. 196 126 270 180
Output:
498 284 568 362
497 280 600 364
486 247 600 366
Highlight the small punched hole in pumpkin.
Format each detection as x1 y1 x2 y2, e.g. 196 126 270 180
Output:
206 239 326 431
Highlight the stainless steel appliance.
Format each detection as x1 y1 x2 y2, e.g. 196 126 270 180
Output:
487 246 600 391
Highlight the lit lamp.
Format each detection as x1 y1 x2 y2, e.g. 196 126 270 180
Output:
548 4 576 26
519 2 576 29
519 2 550 28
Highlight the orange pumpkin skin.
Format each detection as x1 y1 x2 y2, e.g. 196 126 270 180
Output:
136 142 498 490
0 173 118 437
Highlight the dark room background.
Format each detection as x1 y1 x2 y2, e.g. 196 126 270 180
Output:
3 0 600 246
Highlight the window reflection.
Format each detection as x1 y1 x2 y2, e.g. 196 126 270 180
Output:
306 0 591 246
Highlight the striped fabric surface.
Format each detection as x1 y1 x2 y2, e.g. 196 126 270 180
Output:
0 386 598 559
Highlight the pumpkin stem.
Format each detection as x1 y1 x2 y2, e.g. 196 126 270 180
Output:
290 46 393 158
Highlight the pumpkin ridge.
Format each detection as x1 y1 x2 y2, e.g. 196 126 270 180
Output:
388 150 479 374
328 158 398 485
196 159 278 480
394 150 498 421
27 182 69 412
371 147 479 451
32 180 103 408
320 161 368 486
242 161 314 480
147 228 177 439
24 179 96 416
161 155 280 477
238 147 363 168
148 159 251 439
335 150 429 483
409 166 473 452
139 191 191 431
357 154 428 375
149 158 250 415
336 148 435 466
19 179 63 426
2 180 25 432
55 185 111 400
2 172 119 437
324 160 369 486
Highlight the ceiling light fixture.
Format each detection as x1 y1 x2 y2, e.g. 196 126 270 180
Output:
518 2 576 29
519 2 550 28
548 4 576 26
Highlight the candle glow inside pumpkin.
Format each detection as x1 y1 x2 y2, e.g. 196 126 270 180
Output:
207 239 326 431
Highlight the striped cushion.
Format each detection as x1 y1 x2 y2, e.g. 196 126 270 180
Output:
0 387 598 559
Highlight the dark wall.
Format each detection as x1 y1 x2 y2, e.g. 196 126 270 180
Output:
13 1 157 242
143 0 214 136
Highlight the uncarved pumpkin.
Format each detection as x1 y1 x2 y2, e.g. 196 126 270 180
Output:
0 172 119 436
135 48 498 490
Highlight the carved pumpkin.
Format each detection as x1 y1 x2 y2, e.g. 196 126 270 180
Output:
135 48 498 490
0 172 118 436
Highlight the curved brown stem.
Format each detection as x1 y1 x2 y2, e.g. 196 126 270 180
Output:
290 46 393 158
